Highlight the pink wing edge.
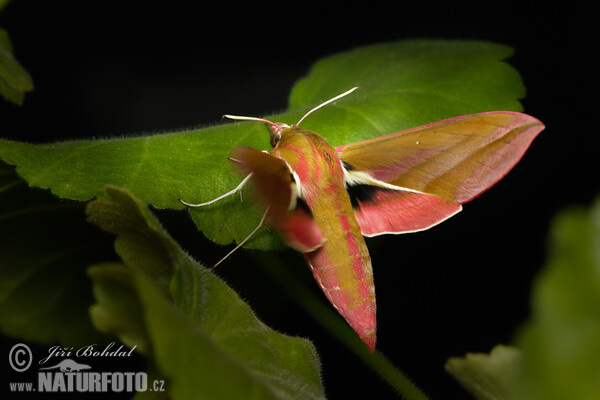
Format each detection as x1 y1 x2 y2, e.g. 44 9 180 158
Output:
354 189 463 237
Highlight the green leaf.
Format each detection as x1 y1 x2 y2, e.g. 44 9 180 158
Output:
86 185 178 289
88 262 151 355
0 164 111 347
445 345 522 400
86 186 325 400
289 40 523 145
0 27 33 105
510 198 600 400
0 40 524 249
139 270 324 400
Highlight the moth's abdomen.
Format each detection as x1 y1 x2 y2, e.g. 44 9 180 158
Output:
303 210 376 352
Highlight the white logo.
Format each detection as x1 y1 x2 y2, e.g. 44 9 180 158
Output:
9 343 32 372
8 342 165 394
39 359 91 372
37 365 148 393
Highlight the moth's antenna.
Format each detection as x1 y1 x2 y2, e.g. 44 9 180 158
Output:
222 115 280 131
296 86 360 126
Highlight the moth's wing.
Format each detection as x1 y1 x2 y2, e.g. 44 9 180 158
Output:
337 111 544 236
232 147 325 252
346 184 462 236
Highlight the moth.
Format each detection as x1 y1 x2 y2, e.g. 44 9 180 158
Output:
180 88 544 352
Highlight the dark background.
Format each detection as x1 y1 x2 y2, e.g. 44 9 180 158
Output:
0 2 596 399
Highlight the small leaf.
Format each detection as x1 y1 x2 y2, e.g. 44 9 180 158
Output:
0 28 33 105
511 198 600 400
0 164 111 347
86 186 325 400
445 345 522 400
0 40 525 250
447 199 600 400
88 262 151 355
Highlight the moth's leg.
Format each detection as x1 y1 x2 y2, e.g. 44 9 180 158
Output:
179 173 253 207
211 205 269 270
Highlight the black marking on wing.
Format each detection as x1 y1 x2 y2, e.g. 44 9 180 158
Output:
295 196 313 216
341 160 355 171
289 171 313 217
346 183 392 209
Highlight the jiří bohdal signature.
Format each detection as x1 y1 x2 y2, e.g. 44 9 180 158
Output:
39 342 137 365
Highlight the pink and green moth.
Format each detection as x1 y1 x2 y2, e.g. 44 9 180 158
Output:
180 88 545 353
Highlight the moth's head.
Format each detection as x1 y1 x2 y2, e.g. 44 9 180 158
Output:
221 114 291 148
267 122 291 147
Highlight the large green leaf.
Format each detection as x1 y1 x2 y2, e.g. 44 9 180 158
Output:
0 40 525 250
86 186 325 400
289 40 523 144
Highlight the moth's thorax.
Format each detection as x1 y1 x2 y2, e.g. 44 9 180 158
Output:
271 125 363 250
272 126 345 187
275 126 323 149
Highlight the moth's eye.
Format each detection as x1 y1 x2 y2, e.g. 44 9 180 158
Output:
270 132 281 147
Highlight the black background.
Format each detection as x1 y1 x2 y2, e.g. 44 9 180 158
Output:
0 2 596 399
